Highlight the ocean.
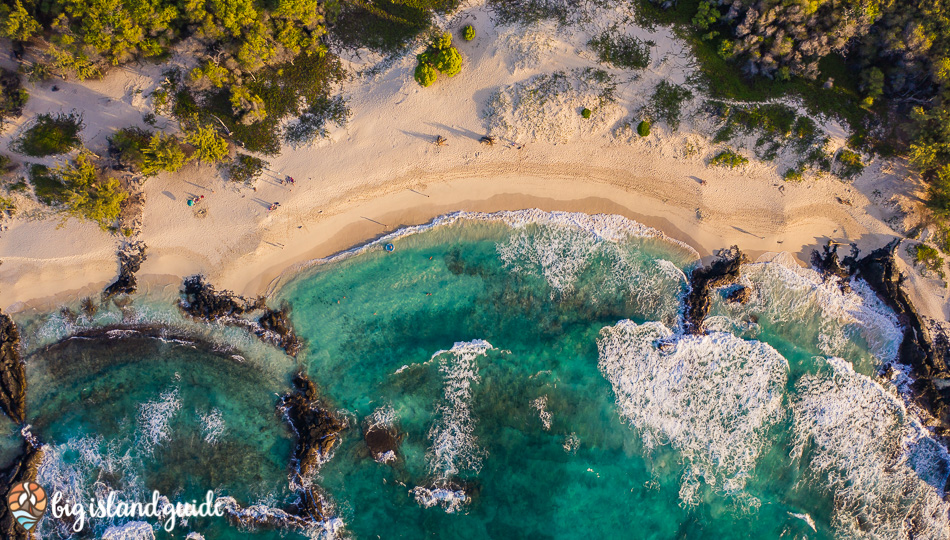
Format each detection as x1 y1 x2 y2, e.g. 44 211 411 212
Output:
3 210 948 539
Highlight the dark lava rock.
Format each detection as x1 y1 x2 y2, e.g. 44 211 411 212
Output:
362 416 402 464
0 442 43 540
723 285 750 304
843 240 950 439
219 486 326 531
278 373 344 483
0 310 25 424
258 306 302 357
103 242 147 300
811 242 852 293
684 246 746 334
179 275 263 320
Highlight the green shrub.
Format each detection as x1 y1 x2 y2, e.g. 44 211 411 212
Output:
414 62 437 87
29 164 67 205
710 148 749 168
284 95 350 147
108 127 151 170
911 243 945 278
783 167 804 181
581 108 592 119
0 69 28 125
637 120 651 137
55 152 127 230
646 81 693 130
184 125 229 164
415 32 463 87
224 153 267 183
142 133 186 176
836 148 865 179
0 195 15 216
588 32 651 70
0 153 10 171
13 112 84 156
462 24 475 41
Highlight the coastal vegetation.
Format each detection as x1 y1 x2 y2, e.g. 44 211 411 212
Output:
588 32 651 70
0 68 27 130
710 149 749 169
462 24 475 41
644 80 693 130
414 32 463 87
224 153 268 184
12 112 83 156
28 153 126 229
637 120 651 137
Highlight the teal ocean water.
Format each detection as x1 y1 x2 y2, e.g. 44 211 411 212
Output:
3 210 949 539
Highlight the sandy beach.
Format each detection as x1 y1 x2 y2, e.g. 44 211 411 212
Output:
0 1 944 322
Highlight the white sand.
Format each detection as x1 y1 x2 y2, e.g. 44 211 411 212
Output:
0 1 945 322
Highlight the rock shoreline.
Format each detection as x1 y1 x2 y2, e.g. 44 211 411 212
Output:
0 309 25 425
682 245 747 334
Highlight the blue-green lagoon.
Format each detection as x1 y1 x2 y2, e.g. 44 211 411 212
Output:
4 210 948 539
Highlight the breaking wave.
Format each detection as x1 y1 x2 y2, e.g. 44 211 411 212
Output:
597 320 788 506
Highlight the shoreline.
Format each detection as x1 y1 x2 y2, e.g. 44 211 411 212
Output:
5 162 939 321
3 163 903 316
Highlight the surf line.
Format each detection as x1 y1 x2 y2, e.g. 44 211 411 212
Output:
50 489 225 533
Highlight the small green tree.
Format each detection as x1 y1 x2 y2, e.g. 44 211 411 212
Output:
637 120 650 137
581 108 592 119
414 31 463 87
185 125 229 164
56 152 127 230
142 133 186 175
14 113 84 157
462 25 475 41
415 60 437 87
0 1 41 42
434 46 462 77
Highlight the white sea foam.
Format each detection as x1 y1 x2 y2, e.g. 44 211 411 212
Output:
273 210 698 297
563 432 580 454
185 533 206 540
137 388 182 453
597 320 788 507
720 253 903 365
198 407 226 445
101 521 155 540
788 512 817 532
791 357 950 539
410 485 468 514
426 340 492 478
215 496 345 539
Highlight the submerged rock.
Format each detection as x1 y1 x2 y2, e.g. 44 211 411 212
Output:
843 240 950 440
723 285 750 304
278 373 345 483
362 416 402 464
217 488 331 531
0 310 25 424
683 246 745 334
103 242 148 300
257 306 303 356
0 442 44 540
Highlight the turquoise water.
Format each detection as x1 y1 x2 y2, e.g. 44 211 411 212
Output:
4 211 949 539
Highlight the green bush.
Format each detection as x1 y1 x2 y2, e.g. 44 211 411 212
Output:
29 164 67 205
415 32 463 87
284 95 351 147
646 81 693 130
142 133 186 176
836 148 865 180
588 32 651 70
581 108 592 119
184 125 229 164
13 113 84 156
108 127 151 171
637 120 651 137
0 153 11 171
782 167 804 181
710 149 749 168
414 62 437 87
462 24 475 41
224 153 268 183
55 152 127 230
0 69 28 126
912 243 945 278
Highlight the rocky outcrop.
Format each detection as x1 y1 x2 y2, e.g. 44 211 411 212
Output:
362 417 402 464
179 275 263 320
683 246 746 334
217 487 328 531
103 242 147 300
0 442 44 540
278 373 345 483
723 285 750 304
0 310 25 424
257 306 302 356
841 240 950 439
810 242 852 293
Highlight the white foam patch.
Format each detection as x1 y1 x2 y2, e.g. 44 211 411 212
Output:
137 388 181 453
598 320 788 507
791 357 950 539
426 340 492 479
102 521 155 540
274 210 698 298
198 407 226 445
410 485 468 514
721 253 903 365
215 496 345 539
